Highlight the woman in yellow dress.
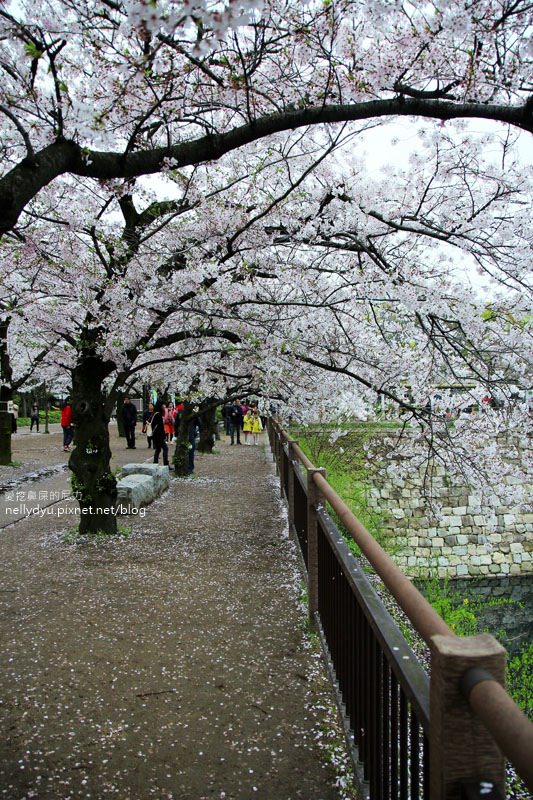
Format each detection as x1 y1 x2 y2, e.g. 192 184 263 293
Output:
250 409 263 445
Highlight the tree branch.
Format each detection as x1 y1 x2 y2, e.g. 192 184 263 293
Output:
1 96 531 236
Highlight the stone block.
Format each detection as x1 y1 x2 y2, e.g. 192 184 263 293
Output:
116 474 157 509
452 506 467 516
456 564 469 576
121 463 170 495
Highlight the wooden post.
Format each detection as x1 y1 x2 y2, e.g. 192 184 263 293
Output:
273 428 279 474
287 440 298 531
307 467 326 628
429 633 506 800
279 436 286 500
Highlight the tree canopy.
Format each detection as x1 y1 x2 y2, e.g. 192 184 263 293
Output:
0 0 531 530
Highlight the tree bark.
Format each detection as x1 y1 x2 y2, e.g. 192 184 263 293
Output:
69 357 117 536
197 399 217 454
173 401 194 476
0 321 13 465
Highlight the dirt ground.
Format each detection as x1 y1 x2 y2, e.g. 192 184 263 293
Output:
0 426 351 800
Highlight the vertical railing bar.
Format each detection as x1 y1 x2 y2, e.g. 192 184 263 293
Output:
356 602 364 753
363 617 371 781
391 677 399 800
410 709 420 800
382 656 390 800
375 637 384 800
400 690 409 800
423 732 430 800
369 631 378 799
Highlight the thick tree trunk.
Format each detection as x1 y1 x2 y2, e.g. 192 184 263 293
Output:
69 357 117 536
198 399 216 454
0 321 13 465
173 401 194 476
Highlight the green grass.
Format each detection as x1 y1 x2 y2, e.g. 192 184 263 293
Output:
17 410 61 426
295 425 392 560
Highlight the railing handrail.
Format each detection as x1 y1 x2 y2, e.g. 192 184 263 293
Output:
275 420 452 644
461 670 533 789
272 418 533 795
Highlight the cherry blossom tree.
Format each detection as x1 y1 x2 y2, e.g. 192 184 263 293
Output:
1 0 531 532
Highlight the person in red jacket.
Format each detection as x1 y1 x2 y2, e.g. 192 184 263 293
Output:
61 399 73 452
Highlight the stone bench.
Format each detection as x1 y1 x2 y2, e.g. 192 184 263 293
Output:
116 463 170 510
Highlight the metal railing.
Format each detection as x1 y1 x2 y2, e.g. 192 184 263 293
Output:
268 419 533 800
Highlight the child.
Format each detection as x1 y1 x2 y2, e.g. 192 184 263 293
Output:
243 409 253 445
250 409 263 445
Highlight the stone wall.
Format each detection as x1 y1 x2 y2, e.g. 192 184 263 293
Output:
366 463 533 580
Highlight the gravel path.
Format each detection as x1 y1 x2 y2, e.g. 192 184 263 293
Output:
0 429 348 799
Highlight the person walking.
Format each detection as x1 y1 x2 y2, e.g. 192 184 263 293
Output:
151 401 169 466
250 408 263 445
186 410 200 474
121 396 137 449
229 400 243 445
30 402 39 432
11 401 18 434
164 402 175 442
141 402 154 448
61 398 73 452
222 400 233 436
243 408 253 445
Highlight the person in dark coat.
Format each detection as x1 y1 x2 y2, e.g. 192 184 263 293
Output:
121 396 137 449
30 402 39 432
141 402 154 448
229 399 243 445
187 412 200 474
151 401 169 466
222 400 233 436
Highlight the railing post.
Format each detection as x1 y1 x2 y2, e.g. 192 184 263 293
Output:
307 467 326 628
429 633 506 800
288 441 299 530
273 427 280 475
279 436 285 499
